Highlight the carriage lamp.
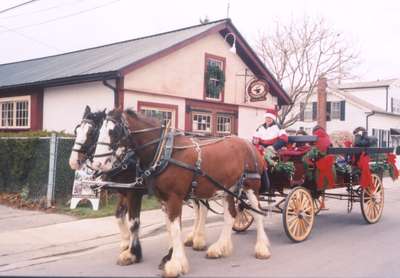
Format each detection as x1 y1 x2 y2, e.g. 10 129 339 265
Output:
224 32 237 54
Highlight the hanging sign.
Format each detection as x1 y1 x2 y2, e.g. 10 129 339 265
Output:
247 79 270 102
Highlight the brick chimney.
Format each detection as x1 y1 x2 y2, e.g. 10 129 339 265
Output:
317 76 328 130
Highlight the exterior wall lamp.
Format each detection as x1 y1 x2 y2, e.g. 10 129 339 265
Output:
224 32 237 54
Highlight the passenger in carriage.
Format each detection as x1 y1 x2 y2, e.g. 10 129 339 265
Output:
252 108 288 193
252 108 288 160
312 125 332 153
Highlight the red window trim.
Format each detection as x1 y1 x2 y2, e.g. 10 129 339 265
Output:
137 101 178 128
0 88 43 132
185 99 238 136
203 53 226 103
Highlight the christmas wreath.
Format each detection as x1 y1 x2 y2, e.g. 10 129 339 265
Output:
205 64 225 98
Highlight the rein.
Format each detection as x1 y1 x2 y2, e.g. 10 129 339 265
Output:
106 115 266 216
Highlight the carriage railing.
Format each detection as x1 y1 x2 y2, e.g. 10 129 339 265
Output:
326 147 394 155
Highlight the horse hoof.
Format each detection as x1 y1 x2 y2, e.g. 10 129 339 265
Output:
163 259 189 277
192 238 206 251
184 240 193 247
183 236 193 247
206 246 222 259
116 257 135 266
255 242 271 260
206 241 232 258
116 250 136 266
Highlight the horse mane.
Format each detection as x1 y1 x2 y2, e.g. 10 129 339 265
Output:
125 108 161 126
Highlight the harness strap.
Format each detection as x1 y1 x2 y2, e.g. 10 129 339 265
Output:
167 158 266 216
198 199 223 215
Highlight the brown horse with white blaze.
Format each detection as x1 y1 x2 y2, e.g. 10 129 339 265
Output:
92 109 271 277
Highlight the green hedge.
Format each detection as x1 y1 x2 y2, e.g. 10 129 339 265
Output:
0 138 48 200
0 130 73 138
0 135 76 203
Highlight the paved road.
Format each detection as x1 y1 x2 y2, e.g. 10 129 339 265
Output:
1 179 400 277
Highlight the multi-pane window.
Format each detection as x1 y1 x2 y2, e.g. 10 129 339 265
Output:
205 55 225 101
392 98 400 114
0 97 30 128
216 115 232 135
330 101 341 120
372 128 390 147
139 106 176 128
303 103 313 122
192 113 212 133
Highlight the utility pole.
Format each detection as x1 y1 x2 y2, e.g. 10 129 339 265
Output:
227 1 230 18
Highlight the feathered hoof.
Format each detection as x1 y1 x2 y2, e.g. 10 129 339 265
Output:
163 258 189 277
206 241 232 259
116 250 137 266
119 242 129 252
183 234 193 247
192 237 206 251
254 242 271 260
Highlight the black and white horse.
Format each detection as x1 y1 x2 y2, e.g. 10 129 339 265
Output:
69 105 144 265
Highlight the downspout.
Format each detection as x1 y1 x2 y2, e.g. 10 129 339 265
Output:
103 79 118 108
366 111 375 133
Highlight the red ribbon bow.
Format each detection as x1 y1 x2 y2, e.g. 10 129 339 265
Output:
357 153 373 190
316 155 335 189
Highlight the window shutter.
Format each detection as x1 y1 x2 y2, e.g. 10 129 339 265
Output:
340 100 346 121
391 98 394 113
312 102 317 121
326 101 331 121
300 102 305 121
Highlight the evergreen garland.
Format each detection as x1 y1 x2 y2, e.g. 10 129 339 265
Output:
273 161 295 178
205 64 225 98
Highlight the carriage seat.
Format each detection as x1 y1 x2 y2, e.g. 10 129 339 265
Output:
278 145 312 157
287 135 318 144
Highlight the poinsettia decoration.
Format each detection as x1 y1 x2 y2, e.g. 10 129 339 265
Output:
386 153 399 180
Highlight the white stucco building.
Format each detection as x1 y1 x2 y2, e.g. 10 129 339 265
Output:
0 19 291 138
291 79 400 147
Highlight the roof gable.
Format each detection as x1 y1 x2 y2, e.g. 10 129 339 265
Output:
0 19 290 105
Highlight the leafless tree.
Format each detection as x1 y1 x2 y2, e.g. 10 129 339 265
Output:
255 17 360 128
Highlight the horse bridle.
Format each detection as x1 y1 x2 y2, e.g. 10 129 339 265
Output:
72 118 100 160
93 116 165 159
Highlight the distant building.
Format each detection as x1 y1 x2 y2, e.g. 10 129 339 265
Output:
291 79 400 147
0 19 290 138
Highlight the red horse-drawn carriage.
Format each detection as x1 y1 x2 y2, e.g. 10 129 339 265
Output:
233 135 397 242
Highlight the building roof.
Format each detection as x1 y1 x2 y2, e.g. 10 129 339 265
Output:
0 20 225 89
332 89 384 112
337 78 398 90
0 19 291 105
332 88 400 117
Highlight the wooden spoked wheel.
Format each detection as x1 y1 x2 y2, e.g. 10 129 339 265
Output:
232 205 254 232
360 174 384 224
283 187 315 242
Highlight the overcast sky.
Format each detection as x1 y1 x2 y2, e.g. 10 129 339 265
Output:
0 0 399 81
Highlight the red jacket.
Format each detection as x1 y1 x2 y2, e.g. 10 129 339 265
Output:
313 128 332 153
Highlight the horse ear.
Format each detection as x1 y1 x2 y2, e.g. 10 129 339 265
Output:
83 105 91 117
